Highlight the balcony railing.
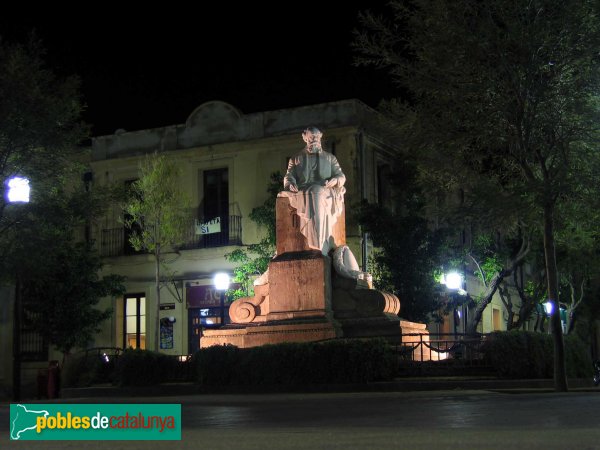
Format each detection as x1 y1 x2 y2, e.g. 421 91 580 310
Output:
100 228 124 257
180 215 242 250
99 215 242 257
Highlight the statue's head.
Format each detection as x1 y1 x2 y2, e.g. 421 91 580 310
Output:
302 126 323 153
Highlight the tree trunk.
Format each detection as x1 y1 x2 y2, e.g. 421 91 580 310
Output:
466 272 504 334
499 283 516 330
466 237 529 334
155 246 161 352
514 301 537 331
543 203 568 392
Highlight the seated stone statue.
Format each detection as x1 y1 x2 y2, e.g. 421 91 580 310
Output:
278 126 346 255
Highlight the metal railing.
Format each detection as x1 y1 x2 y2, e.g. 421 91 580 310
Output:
20 306 49 362
99 216 243 257
179 215 242 250
396 333 487 363
100 228 124 257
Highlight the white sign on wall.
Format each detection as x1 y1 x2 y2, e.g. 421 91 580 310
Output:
195 217 221 235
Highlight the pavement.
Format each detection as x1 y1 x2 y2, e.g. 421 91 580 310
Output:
2 387 600 449
55 376 598 399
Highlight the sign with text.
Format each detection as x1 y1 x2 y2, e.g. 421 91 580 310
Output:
195 217 221 235
186 283 240 308
10 404 181 440
159 303 176 311
186 284 220 308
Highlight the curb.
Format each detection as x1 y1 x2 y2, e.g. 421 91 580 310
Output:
59 377 598 399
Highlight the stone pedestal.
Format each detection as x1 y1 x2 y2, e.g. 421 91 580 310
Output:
331 273 401 343
202 250 338 348
399 320 431 361
266 251 331 321
201 321 337 348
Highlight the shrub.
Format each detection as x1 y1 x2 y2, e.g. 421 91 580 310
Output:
62 351 115 388
481 330 591 379
114 349 173 386
193 338 396 386
565 334 593 378
62 353 93 388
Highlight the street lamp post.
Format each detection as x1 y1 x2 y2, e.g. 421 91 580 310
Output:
440 270 468 335
6 176 30 401
12 278 21 401
213 272 230 327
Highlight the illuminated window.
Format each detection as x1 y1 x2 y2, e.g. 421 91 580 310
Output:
492 307 501 331
124 294 146 349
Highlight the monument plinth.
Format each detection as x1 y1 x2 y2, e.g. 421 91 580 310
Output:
201 198 340 348
201 126 429 358
267 250 331 321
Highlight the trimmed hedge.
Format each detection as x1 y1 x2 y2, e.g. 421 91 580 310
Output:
481 330 592 379
114 349 184 386
193 338 396 386
62 353 101 388
63 351 119 388
64 349 192 387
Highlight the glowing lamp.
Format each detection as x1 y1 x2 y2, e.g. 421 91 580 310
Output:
443 271 463 290
7 177 30 203
213 272 230 291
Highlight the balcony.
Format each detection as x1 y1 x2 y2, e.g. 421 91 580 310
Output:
99 215 242 257
180 215 242 250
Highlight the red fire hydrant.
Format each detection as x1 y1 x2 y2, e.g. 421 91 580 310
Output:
47 360 60 399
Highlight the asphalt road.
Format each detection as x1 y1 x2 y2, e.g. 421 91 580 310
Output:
3 390 600 449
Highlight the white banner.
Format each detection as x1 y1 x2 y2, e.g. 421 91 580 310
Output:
195 217 221 235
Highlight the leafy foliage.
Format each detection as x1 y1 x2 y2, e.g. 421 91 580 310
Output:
23 241 124 355
114 349 185 386
4 185 125 356
482 330 591 379
0 35 88 262
355 159 447 322
122 152 192 349
355 0 600 389
123 153 191 255
225 172 281 299
0 36 125 357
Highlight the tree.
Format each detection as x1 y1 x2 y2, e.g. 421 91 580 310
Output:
355 0 600 391
355 158 447 322
0 36 122 362
123 153 191 350
2 184 125 359
225 172 281 299
0 36 88 249
463 232 530 333
555 205 600 334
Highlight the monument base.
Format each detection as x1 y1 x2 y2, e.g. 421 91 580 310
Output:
399 320 432 361
200 319 339 349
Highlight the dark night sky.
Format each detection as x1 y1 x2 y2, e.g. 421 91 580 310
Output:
1 3 396 137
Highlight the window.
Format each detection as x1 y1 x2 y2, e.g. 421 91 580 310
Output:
202 168 229 247
124 294 146 349
377 164 392 209
20 303 48 362
492 307 501 331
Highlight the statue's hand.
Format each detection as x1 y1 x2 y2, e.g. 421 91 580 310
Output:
288 183 299 193
325 178 338 188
